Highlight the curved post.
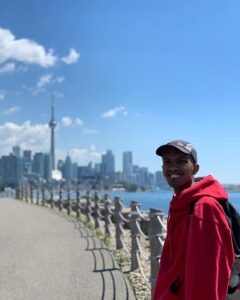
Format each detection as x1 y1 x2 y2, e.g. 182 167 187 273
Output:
20 184 24 201
130 201 142 270
24 185 28 202
66 185 71 215
149 208 166 296
50 185 54 209
36 186 39 205
114 197 126 249
58 186 63 211
104 194 113 236
75 186 81 218
30 185 33 204
85 191 93 223
41 186 45 206
93 192 101 229
15 186 20 200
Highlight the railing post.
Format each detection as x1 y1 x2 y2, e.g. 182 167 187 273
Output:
58 187 63 211
149 208 166 296
67 186 71 215
50 185 54 209
85 191 93 223
42 187 45 206
36 187 39 205
93 192 101 229
104 194 113 236
130 201 142 270
114 197 126 249
15 186 20 200
24 185 28 202
76 187 80 218
30 185 33 204
20 184 24 201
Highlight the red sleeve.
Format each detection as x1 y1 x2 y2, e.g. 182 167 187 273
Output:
185 198 234 300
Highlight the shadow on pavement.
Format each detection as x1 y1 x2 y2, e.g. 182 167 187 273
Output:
74 221 133 300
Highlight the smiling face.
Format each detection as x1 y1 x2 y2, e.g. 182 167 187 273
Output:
161 147 199 195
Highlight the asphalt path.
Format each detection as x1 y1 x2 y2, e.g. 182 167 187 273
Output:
0 199 136 300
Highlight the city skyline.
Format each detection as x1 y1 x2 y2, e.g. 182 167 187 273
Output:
0 1 240 184
0 144 165 189
9 144 157 175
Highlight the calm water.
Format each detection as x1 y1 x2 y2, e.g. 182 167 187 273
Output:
99 190 240 215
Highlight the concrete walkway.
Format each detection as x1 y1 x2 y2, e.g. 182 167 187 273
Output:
0 199 136 300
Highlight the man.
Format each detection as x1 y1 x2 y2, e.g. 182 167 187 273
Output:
153 140 234 300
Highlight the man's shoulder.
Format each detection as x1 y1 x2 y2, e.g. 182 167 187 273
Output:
192 196 229 226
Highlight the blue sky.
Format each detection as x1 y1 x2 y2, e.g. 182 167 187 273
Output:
0 0 240 184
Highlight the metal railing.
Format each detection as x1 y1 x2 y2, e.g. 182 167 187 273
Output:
15 185 167 297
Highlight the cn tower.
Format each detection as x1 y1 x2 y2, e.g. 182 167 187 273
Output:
49 95 56 172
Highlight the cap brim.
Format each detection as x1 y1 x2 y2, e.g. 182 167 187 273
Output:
156 144 191 157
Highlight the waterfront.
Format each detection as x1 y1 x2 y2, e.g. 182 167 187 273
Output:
99 190 240 214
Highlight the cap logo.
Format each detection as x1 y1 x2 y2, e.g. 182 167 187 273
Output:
184 143 193 152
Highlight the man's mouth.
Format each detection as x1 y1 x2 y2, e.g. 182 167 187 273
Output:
168 174 180 179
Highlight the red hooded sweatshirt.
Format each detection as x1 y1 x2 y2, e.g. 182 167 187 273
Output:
153 175 234 300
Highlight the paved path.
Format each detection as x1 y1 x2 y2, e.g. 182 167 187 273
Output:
0 199 136 300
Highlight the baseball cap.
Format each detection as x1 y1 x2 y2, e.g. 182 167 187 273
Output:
156 140 197 163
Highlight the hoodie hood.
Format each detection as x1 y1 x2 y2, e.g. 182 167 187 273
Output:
153 174 234 300
170 175 228 210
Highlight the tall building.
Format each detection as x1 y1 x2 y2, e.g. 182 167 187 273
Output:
136 167 149 186
57 159 64 173
32 152 44 178
63 155 72 182
0 155 23 187
101 150 115 179
123 151 133 182
12 145 22 157
23 150 32 174
23 150 32 162
43 153 51 180
49 95 56 173
155 171 168 189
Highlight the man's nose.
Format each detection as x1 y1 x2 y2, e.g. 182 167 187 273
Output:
167 161 179 169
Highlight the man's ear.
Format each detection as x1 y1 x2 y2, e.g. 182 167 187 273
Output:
193 163 200 175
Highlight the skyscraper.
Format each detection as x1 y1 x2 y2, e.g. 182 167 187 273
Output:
63 155 73 182
12 145 22 157
32 152 44 178
0 155 23 187
23 150 32 174
101 150 115 179
49 95 56 172
123 151 133 182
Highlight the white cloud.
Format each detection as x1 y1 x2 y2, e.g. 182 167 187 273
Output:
30 74 65 95
61 117 72 127
0 90 5 101
0 28 57 68
61 117 84 127
69 146 101 165
56 76 65 83
0 62 28 75
0 121 100 166
0 121 49 156
75 118 84 126
62 48 80 64
37 74 53 88
83 128 98 134
101 106 128 118
4 106 20 115
0 62 15 74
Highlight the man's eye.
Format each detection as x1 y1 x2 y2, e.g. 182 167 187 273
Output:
177 159 188 164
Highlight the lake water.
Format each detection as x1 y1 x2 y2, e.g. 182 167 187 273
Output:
98 190 240 215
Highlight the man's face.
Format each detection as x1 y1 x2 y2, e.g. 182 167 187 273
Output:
161 147 199 194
